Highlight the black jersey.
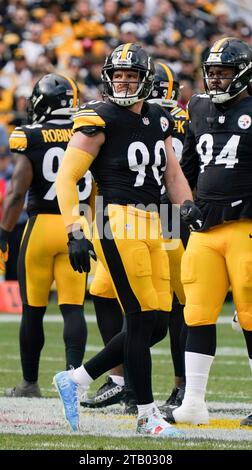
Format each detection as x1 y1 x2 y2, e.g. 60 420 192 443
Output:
160 106 189 242
72 101 173 208
181 93 252 229
161 105 189 205
169 105 189 163
9 120 92 216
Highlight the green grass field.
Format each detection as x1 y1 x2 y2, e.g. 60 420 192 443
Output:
0 300 251 450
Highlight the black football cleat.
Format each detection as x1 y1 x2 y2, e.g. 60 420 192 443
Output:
240 413 252 426
80 376 125 408
4 380 42 398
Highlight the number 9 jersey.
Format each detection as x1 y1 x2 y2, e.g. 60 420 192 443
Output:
9 121 92 216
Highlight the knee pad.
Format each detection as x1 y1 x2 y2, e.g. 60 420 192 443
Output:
126 247 159 311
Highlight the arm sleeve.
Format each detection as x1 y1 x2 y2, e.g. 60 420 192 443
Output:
56 146 95 228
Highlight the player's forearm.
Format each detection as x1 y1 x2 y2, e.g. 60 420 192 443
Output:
1 191 25 232
56 146 94 229
165 170 193 204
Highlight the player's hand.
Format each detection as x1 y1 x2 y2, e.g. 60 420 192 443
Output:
67 230 97 273
180 200 203 231
0 228 10 271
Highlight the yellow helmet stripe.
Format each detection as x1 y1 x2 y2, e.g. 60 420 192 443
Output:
121 43 132 60
58 74 78 107
211 37 235 53
158 62 173 102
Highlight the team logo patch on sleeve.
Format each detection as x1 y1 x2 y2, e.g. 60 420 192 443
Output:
160 116 169 132
238 115 251 129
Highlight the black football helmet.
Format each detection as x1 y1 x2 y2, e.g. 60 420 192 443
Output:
203 37 252 103
27 73 79 123
148 62 180 108
101 43 155 106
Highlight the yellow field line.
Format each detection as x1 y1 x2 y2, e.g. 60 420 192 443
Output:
178 419 252 430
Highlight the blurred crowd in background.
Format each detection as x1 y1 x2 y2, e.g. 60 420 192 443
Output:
0 0 252 279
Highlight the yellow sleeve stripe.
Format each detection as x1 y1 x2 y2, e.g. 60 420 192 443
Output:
73 115 105 130
170 107 188 119
74 110 100 118
10 130 26 136
9 135 28 151
75 109 99 115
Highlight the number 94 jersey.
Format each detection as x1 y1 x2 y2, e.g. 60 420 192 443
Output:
9 121 92 216
73 101 173 207
182 94 252 202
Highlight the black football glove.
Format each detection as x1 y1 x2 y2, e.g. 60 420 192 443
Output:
67 230 97 273
180 200 203 231
0 227 10 271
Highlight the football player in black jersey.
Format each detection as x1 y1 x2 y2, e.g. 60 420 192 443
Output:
171 38 252 427
53 43 199 436
82 63 191 414
0 74 92 397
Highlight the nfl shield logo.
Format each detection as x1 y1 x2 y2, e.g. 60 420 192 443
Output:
142 117 150 125
218 116 225 124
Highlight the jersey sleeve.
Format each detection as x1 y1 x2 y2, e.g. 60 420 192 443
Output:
162 108 174 139
180 119 199 190
72 105 106 135
9 127 29 153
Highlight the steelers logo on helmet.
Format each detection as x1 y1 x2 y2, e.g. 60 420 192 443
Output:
101 43 155 107
148 61 180 108
203 37 252 104
27 73 79 123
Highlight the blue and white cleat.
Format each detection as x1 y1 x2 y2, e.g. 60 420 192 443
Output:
136 412 184 438
53 371 79 432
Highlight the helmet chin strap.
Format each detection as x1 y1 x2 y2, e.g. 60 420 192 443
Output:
210 91 231 103
210 84 248 103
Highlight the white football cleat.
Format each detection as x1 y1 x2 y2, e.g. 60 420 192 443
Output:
173 399 209 425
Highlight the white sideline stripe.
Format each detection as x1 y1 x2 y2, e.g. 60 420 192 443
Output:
0 314 96 323
0 315 247 357
0 397 251 442
0 343 247 356
0 314 234 324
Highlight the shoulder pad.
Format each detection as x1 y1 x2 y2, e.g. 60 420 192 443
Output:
73 105 106 132
9 127 28 152
187 93 208 119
